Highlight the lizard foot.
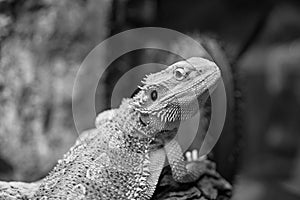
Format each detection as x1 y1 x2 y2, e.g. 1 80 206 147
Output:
185 149 207 162
184 149 218 181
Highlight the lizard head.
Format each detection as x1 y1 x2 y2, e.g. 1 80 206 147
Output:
131 57 221 132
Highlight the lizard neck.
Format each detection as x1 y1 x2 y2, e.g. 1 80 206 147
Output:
117 98 178 151
116 98 159 139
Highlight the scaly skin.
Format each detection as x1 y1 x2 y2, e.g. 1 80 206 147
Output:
32 57 221 199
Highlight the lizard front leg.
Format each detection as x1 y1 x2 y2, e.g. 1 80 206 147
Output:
164 138 213 183
145 148 166 198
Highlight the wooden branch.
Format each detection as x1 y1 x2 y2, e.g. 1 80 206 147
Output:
151 160 232 200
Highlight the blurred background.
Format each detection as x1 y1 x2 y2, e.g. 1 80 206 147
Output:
0 0 300 199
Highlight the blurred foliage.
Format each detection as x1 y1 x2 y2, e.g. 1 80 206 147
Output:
232 4 300 200
0 0 110 181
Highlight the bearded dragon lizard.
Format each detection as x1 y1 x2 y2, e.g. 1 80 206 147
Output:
1 57 221 199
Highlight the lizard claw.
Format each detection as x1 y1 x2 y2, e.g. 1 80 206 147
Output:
185 149 207 162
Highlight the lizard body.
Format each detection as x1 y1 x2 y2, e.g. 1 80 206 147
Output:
32 57 221 199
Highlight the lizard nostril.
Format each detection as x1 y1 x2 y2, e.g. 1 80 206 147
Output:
174 67 186 80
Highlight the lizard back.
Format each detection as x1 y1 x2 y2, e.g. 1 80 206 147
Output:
33 99 158 200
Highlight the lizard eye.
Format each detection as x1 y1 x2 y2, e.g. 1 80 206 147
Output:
150 90 158 101
174 67 186 80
